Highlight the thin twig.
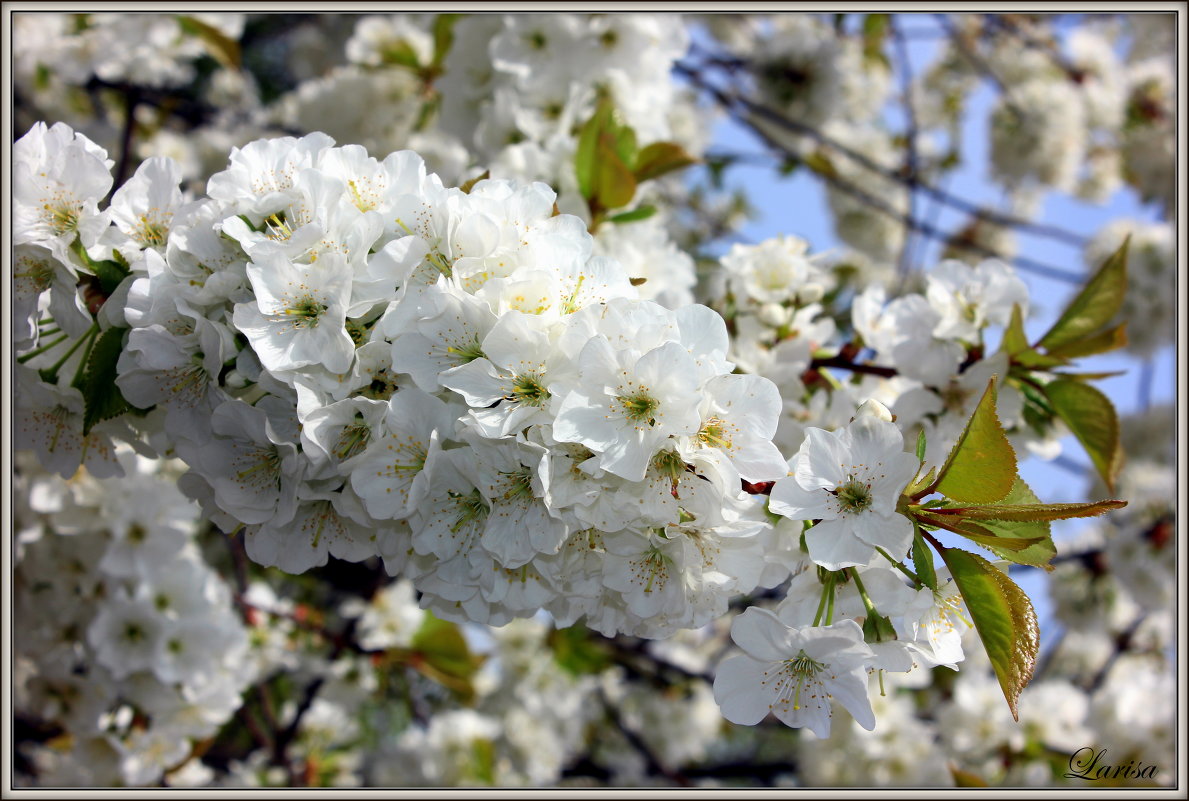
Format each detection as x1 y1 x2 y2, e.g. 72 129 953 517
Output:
599 687 690 786
988 14 1088 83
1085 614 1146 694
935 14 1026 120
675 59 1088 249
675 66 1089 280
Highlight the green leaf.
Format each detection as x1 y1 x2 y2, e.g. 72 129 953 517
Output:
575 102 611 200
609 122 638 171
430 13 463 69
379 39 422 69
802 150 838 179
862 13 890 63
1037 236 1129 352
548 624 612 676
919 479 1060 569
937 547 1039 720
594 131 638 210
78 327 134 434
91 259 131 296
176 15 241 69
912 526 938 592
999 303 1031 356
862 612 897 644
575 98 637 209
1044 322 1128 360
608 205 657 224
934 379 1017 504
1043 378 1123 492
410 612 482 684
962 478 1056 569
915 428 927 462
999 304 1066 368
950 766 989 787
632 142 697 183
905 465 936 498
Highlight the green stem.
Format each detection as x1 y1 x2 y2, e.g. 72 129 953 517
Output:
825 577 836 626
17 334 69 364
875 546 921 585
848 568 879 617
68 324 101 387
812 573 834 627
37 327 61 337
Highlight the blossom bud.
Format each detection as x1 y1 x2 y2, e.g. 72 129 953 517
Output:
224 369 249 389
798 283 825 304
854 398 894 423
757 302 791 328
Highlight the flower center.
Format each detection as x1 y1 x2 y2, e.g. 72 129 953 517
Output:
43 200 80 235
779 649 827 712
284 296 327 328
835 476 873 514
508 372 549 407
445 333 485 364
697 417 733 450
449 489 489 535
617 389 659 425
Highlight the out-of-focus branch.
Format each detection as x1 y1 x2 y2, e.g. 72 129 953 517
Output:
598 687 691 786
676 55 1089 250
674 65 1089 281
892 17 921 277
987 14 1089 83
935 14 1026 119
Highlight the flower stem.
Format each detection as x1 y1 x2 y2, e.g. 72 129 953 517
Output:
17 334 69 364
68 323 102 386
875 546 921 585
812 573 834 627
849 568 879 618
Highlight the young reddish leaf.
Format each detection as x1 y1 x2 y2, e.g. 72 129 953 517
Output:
934 379 1016 504
633 142 697 183
934 499 1127 522
1044 378 1124 492
950 766 990 787
952 478 1054 569
915 512 1047 552
1037 236 1129 352
459 170 490 194
937 547 1039 721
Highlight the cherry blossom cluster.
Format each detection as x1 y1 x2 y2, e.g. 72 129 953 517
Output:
13 449 254 786
14 120 799 642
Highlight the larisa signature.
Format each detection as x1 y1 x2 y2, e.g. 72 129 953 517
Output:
1065 747 1159 781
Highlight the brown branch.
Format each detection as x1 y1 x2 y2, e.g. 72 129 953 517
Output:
809 354 899 379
